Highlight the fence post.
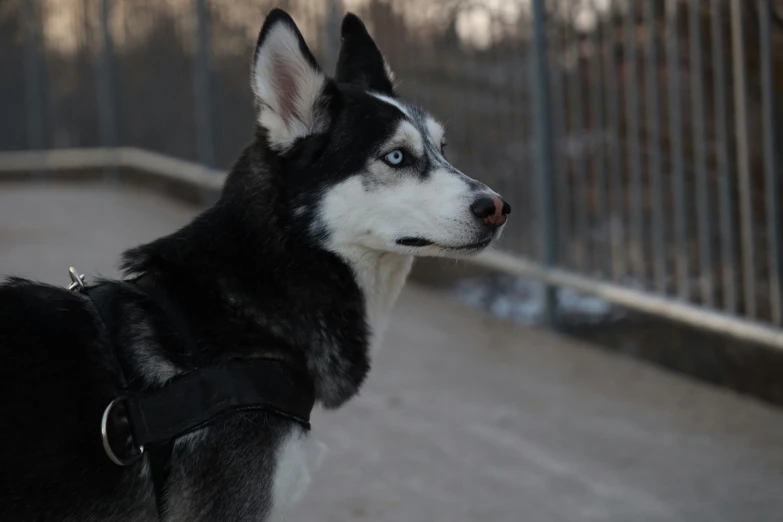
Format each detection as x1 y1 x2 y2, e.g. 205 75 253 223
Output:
758 0 782 325
23 0 44 162
99 0 118 181
324 0 343 72
730 0 755 318
193 0 215 169
530 0 558 327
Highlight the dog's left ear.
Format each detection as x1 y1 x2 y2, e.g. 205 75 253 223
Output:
335 13 395 96
252 9 332 151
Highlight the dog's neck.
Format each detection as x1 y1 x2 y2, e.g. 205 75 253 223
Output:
120 196 415 407
332 247 413 354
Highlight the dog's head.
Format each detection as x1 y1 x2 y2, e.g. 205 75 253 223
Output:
251 9 510 257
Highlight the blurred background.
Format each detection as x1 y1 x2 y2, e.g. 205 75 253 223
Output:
2 1 783 521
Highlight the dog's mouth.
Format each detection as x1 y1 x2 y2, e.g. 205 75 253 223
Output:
397 237 435 247
396 236 493 251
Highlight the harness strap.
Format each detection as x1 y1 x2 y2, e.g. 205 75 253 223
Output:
147 440 175 519
126 359 313 445
74 270 314 521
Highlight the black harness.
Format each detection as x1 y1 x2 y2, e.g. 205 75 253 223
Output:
67 268 315 520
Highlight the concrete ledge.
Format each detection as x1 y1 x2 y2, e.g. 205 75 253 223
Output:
0 148 122 173
0 148 222 205
0 148 223 188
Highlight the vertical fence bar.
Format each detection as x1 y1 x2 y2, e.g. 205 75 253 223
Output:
505 18 523 256
645 0 665 293
98 0 118 179
551 0 572 270
518 20 534 257
689 0 714 307
567 4 589 272
588 0 608 277
531 0 558 326
324 0 342 73
487 13 502 201
758 0 782 325
23 0 44 155
193 0 215 169
730 0 756 318
605 0 626 281
666 0 689 300
39 22 54 153
624 0 645 283
710 0 737 313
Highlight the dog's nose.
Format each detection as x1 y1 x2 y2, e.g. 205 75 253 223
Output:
470 196 510 227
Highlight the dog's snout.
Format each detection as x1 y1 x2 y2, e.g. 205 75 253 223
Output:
470 196 510 227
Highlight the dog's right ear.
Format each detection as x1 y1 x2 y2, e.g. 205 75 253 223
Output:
335 13 395 96
252 9 331 151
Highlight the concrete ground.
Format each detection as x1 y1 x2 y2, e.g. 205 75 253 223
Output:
1 182 783 522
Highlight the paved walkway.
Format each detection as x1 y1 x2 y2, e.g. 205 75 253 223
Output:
2 182 782 522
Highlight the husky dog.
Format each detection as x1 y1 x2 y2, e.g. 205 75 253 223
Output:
0 9 509 522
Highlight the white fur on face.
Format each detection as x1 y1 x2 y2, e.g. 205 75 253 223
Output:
315 98 503 359
425 117 445 149
252 24 327 151
317 119 501 258
384 120 424 156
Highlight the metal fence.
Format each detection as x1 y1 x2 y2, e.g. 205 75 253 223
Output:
2 0 783 346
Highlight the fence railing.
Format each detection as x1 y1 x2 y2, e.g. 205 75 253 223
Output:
1 0 782 349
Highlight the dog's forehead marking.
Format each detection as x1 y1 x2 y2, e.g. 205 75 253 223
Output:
368 92 411 119
367 92 444 156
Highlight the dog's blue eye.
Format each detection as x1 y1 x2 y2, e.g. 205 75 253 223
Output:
384 149 405 167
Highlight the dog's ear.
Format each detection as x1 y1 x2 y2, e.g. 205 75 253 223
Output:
252 9 332 151
335 13 395 96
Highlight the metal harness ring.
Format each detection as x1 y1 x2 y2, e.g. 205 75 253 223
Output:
101 396 145 466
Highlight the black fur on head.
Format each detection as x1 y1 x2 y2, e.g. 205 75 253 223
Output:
335 13 395 96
